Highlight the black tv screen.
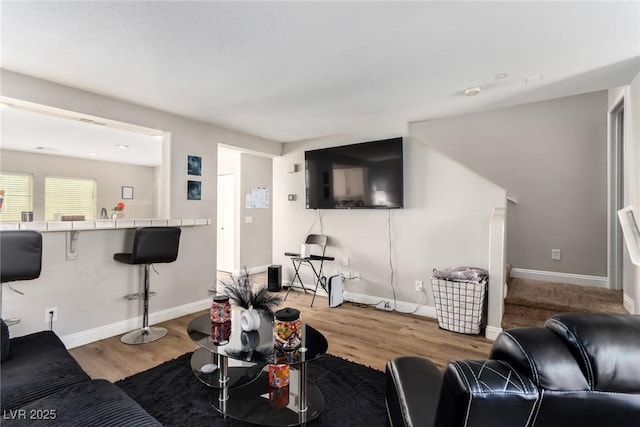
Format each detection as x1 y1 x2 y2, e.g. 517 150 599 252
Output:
305 137 404 209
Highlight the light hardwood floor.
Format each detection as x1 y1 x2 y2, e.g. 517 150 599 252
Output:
69 276 493 382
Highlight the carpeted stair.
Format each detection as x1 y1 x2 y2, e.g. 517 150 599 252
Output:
502 277 627 329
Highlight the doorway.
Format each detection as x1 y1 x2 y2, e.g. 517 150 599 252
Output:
217 174 235 273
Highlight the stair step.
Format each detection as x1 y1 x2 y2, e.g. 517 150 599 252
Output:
502 277 627 330
505 277 626 313
502 312 546 330
504 304 556 322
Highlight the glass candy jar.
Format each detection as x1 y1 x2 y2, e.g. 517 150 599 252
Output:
274 307 302 351
211 295 231 323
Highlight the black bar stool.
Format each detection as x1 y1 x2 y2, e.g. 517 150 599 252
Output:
114 227 181 345
0 230 42 325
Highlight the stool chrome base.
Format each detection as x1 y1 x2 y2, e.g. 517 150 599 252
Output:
121 326 168 345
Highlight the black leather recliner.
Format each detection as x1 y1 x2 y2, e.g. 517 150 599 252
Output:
386 313 640 427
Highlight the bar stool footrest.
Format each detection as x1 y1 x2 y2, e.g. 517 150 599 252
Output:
123 291 157 300
121 326 167 345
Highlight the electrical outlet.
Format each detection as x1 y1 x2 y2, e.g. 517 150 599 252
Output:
551 249 561 260
415 280 424 291
44 307 58 323
342 256 349 267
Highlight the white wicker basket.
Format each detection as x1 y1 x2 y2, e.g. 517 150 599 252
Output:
431 278 487 334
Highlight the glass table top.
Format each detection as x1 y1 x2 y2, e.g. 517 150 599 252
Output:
187 310 328 365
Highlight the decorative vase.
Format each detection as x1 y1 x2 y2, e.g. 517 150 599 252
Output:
241 308 261 332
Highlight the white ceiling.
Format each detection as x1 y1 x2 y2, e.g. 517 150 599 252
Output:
2 1 639 147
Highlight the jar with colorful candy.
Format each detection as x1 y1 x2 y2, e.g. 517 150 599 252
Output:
274 307 301 351
211 295 231 323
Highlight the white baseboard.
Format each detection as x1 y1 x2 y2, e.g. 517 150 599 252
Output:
485 325 503 341
343 291 438 318
623 293 635 314
226 265 270 277
61 298 211 349
283 280 437 317
510 268 609 288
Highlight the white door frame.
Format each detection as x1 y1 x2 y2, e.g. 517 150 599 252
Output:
607 90 625 290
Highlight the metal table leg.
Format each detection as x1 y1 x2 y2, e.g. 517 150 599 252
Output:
299 362 308 413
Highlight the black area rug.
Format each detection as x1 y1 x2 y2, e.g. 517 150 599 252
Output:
116 353 387 426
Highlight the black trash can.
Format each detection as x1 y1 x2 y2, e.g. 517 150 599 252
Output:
268 265 282 292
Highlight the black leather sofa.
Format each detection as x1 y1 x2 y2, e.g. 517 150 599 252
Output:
0 230 160 426
386 313 640 427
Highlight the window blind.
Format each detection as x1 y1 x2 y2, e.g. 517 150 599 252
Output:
0 172 33 222
45 176 97 220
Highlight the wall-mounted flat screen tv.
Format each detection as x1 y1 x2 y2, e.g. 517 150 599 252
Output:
305 137 404 209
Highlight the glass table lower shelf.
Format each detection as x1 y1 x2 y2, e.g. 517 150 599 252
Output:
210 367 324 427
190 347 264 389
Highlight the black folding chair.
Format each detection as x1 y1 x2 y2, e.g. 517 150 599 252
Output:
284 234 334 307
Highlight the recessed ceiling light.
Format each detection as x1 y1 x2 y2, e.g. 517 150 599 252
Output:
116 144 129 149
495 73 509 79
464 87 481 97
89 152 97 156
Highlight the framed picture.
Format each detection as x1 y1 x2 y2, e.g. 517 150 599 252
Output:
188 180 201 200
188 155 202 176
122 186 134 200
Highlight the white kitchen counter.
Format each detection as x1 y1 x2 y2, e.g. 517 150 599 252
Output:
0 218 212 232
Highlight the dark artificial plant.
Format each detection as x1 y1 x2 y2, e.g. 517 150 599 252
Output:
220 267 282 316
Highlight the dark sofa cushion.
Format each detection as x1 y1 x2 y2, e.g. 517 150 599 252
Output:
545 313 640 392
0 331 90 411
2 379 161 427
1 318 10 362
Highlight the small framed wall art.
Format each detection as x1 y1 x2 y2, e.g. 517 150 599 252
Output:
188 180 201 200
122 186 134 200
188 155 202 176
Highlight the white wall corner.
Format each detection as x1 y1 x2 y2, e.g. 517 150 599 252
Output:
487 207 507 330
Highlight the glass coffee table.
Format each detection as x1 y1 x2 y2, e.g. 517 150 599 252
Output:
187 309 328 426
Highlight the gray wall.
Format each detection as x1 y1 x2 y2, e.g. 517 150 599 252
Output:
411 91 608 277
0 149 156 220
